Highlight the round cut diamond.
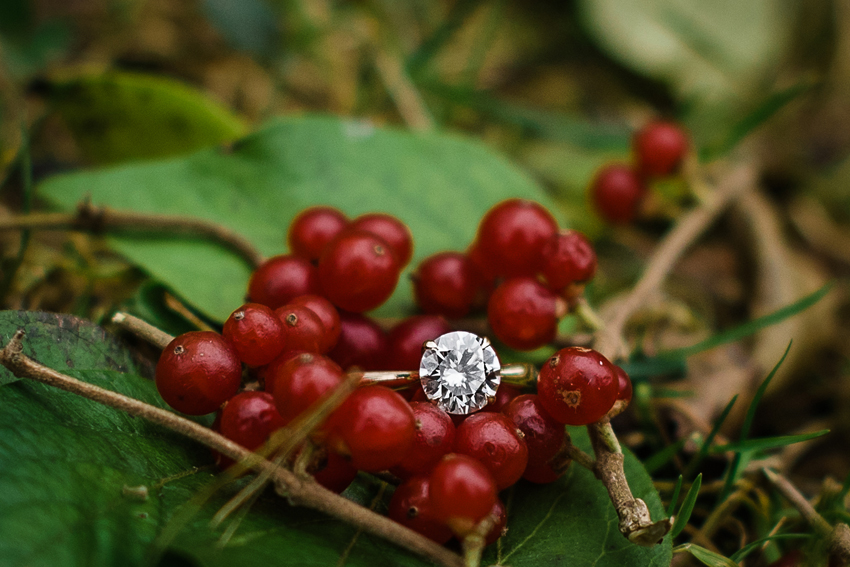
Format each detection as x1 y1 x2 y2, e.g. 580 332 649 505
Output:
419 331 501 415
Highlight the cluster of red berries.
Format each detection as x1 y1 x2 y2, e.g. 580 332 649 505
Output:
591 120 689 224
152 203 630 547
414 199 597 350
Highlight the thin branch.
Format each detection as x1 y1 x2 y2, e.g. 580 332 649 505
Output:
0 330 463 567
0 200 264 269
595 161 757 360
110 312 174 350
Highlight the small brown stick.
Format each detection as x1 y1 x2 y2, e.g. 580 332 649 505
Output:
595 161 757 360
0 330 463 567
0 200 265 269
763 468 850 563
110 312 174 350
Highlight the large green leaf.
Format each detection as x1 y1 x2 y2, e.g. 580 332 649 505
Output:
46 72 246 165
0 310 151 386
37 115 559 321
0 312 670 566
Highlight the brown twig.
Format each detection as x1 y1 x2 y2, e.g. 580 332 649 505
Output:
0 330 463 567
0 200 265 268
763 468 850 563
110 312 174 350
595 161 757 360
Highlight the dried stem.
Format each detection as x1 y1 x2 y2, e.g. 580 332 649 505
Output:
0 330 463 567
110 312 174 349
0 200 264 269
763 468 850 563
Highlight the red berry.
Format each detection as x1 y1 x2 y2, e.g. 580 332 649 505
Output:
488 277 563 350
217 391 286 469
328 312 388 371
318 231 401 312
386 315 452 370
248 255 320 309
591 164 646 225
633 120 689 178
453 412 528 490
156 331 242 415
485 499 507 546
259 349 307 397
503 394 565 476
392 402 456 479
539 229 597 291
483 383 522 413
413 252 483 318
287 206 349 262
312 449 358 493
288 295 341 353
537 347 619 425
476 199 558 278
270 353 345 424
522 461 564 484
326 386 416 472
388 476 453 544
348 213 414 268
222 303 285 367
275 304 326 354
429 454 497 537
615 364 633 405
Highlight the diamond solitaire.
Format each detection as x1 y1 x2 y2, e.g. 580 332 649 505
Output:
419 331 501 415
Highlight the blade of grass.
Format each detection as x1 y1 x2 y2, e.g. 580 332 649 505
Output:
406 0 482 75
728 533 812 562
661 286 830 360
644 438 688 474
684 395 738 479
720 344 792 499
667 475 684 517
671 473 702 537
713 430 830 454
673 543 739 567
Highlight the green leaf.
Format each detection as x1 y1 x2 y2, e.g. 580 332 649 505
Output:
0 310 151 386
661 284 832 360
673 543 739 567
483 426 672 567
671 473 701 537
728 533 811 563
684 394 738 479
712 430 830 454
202 0 280 57
1 313 671 566
38 115 559 321
667 475 684 517
46 71 246 164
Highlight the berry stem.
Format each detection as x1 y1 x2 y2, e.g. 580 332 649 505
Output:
573 298 605 332
0 200 265 268
462 514 496 567
110 312 174 349
0 330 464 567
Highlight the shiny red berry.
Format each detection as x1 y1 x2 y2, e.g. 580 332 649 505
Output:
391 402 456 479
413 252 483 318
328 312 388 371
633 120 689 178
219 391 286 452
318 231 401 312
615 364 633 405
326 386 416 472
275 303 326 354
453 412 528 490
287 295 341 353
591 164 646 225
312 449 358 493
386 315 452 370
222 303 285 367
476 199 558 278
485 499 508 546
288 206 349 262
503 394 565 476
537 347 619 425
539 229 597 291
248 255 320 309
388 476 453 544
259 349 307 397
488 277 564 350
156 331 242 415
348 213 414 268
270 353 345 424
429 454 497 537
482 383 522 413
